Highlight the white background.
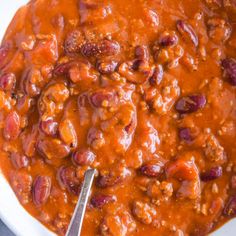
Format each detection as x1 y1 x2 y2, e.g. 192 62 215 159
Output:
0 0 28 40
0 1 235 235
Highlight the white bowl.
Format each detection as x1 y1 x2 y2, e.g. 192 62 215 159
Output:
0 1 235 235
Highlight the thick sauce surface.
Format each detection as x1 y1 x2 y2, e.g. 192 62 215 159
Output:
0 0 236 235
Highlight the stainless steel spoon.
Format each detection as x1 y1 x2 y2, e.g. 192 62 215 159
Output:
66 169 96 236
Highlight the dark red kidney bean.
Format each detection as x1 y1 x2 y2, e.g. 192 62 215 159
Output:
98 39 120 56
90 91 117 108
53 62 72 76
149 65 163 86
10 153 29 169
57 166 80 195
21 68 43 97
64 30 84 54
72 149 95 166
87 127 105 149
222 58 236 85
81 42 100 57
200 166 222 182
159 33 178 47
81 39 120 57
175 94 206 114
0 73 16 91
39 119 58 136
140 163 163 177
90 194 116 208
33 176 51 206
96 174 121 188
96 60 118 74
176 20 198 47
22 125 38 157
223 195 236 217
4 111 21 140
179 127 193 142
135 45 149 61
37 138 71 159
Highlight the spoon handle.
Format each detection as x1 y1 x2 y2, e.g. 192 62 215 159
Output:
66 169 96 236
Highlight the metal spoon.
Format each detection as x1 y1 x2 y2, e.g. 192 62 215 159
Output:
66 169 96 236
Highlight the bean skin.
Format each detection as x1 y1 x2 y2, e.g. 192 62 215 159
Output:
175 94 206 114
4 111 21 140
72 149 95 166
0 73 16 91
90 194 116 208
33 176 52 206
200 166 222 182
222 58 236 85
177 20 198 47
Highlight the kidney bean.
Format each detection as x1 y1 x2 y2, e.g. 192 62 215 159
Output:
39 118 58 136
179 127 193 142
87 127 105 149
81 39 120 57
0 73 16 91
17 95 34 114
54 60 97 84
59 119 77 148
33 176 51 206
64 30 84 54
91 194 116 208
22 125 38 157
140 162 164 177
158 31 178 47
10 153 29 169
96 60 118 74
99 39 120 56
175 94 206 114
72 149 95 166
135 45 149 61
54 61 73 76
96 173 121 188
57 166 80 195
176 20 198 47
221 58 236 85
37 138 71 159
149 65 163 86
223 195 236 217
4 111 21 140
22 68 44 97
200 166 222 182
90 90 117 108
80 42 100 57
